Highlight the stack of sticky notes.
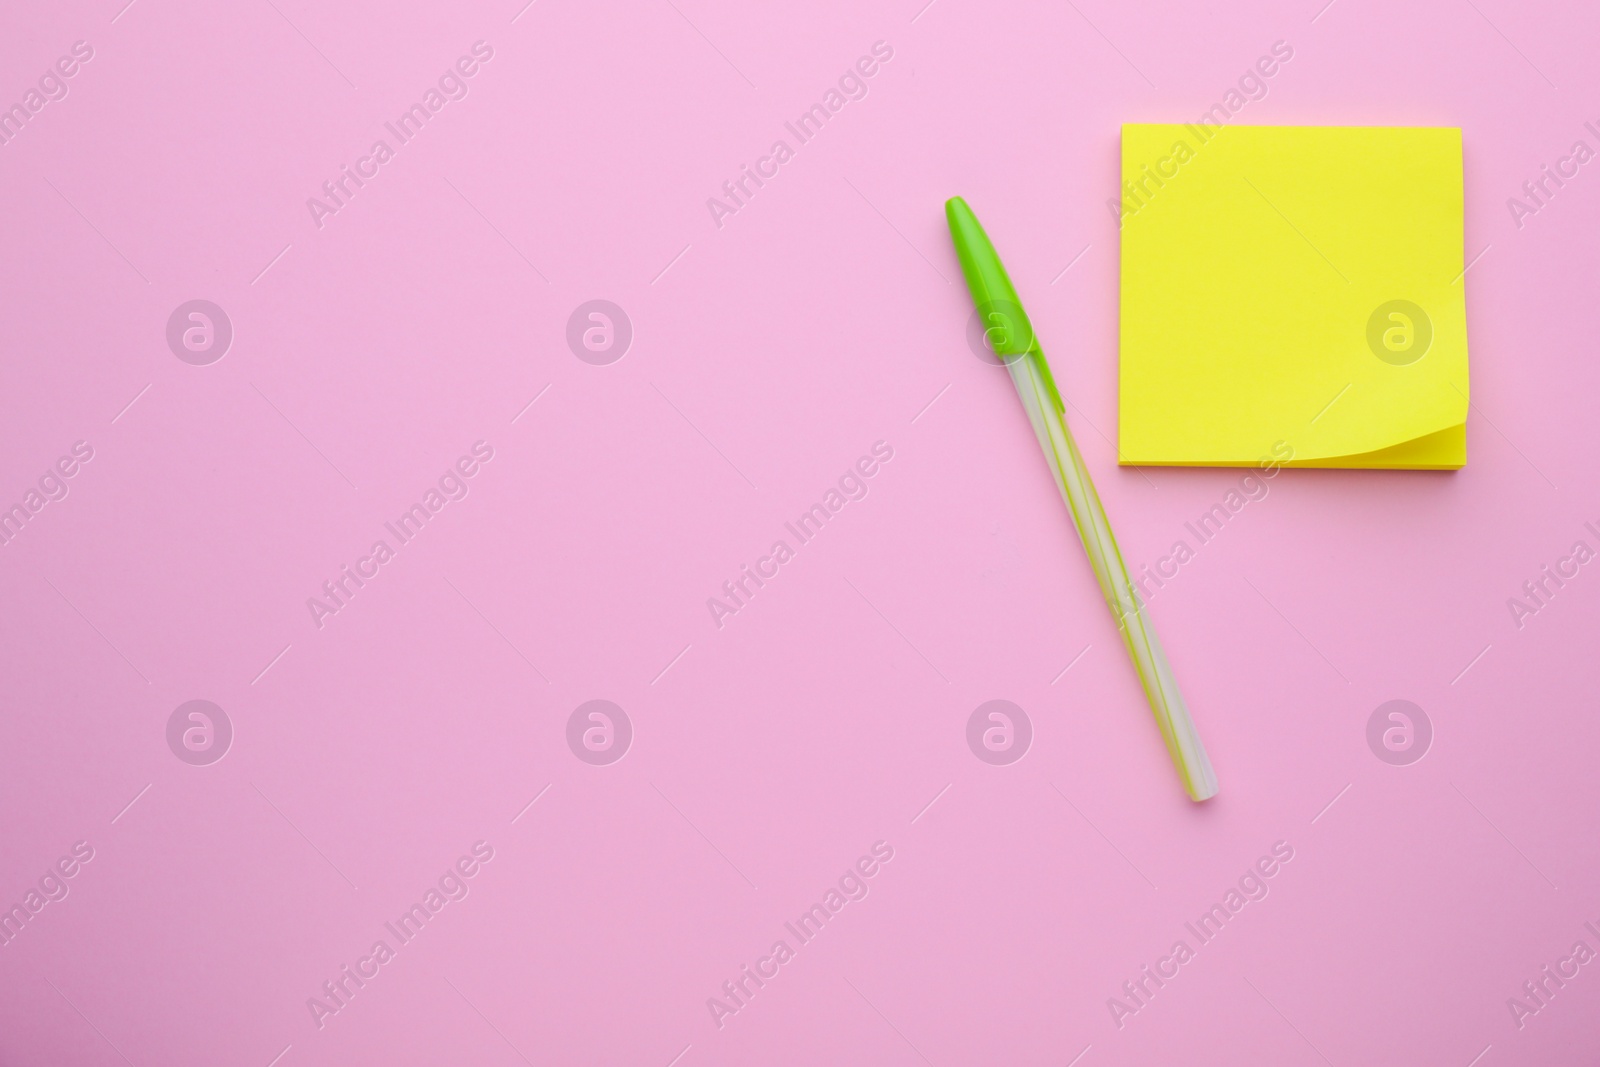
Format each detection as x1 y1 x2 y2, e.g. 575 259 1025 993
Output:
1118 124 1469 469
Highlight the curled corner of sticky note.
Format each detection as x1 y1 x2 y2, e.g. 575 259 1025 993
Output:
1287 423 1466 470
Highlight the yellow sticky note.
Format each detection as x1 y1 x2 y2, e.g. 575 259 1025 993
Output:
1118 124 1468 469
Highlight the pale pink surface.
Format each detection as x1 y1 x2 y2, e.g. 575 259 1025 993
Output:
2 0 1598 1064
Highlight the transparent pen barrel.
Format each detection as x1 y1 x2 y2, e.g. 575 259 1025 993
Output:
1006 348 1219 801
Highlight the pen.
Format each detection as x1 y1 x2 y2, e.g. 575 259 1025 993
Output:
944 196 1218 802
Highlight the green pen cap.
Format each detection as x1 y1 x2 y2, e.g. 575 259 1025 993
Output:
944 196 1036 357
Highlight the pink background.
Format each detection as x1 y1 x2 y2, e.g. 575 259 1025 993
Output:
3 0 1598 1063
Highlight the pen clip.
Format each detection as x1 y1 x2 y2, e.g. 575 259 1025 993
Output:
1028 346 1068 418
